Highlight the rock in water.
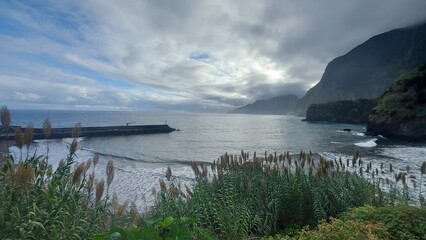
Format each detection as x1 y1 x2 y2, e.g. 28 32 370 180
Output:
366 64 426 140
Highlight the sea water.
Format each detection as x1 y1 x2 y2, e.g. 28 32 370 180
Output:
7 109 426 211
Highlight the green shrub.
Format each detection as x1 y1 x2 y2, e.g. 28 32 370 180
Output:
93 216 218 240
340 205 426 240
264 218 389 240
294 217 390 240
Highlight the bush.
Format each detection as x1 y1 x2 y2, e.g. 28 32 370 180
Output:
294 217 390 240
93 216 217 240
340 205 426 240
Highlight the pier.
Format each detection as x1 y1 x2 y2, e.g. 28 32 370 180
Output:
0 124 176 141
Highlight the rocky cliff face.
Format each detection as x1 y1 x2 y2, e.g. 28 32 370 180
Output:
305 99 377 124
229 94 300 115
366 64 426 140
294 22 426 116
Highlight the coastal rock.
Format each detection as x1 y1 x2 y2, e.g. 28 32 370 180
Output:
366 64 426 140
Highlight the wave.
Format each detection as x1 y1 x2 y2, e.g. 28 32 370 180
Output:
354 138 377 148
352 131 365 137
336 129 364 136
81 147 211 167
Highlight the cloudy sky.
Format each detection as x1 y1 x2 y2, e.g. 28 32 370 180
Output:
1 0 425 112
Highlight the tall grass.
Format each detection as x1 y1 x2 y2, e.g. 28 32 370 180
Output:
1 106 11 154
1 106 424 239
0 121 136 239
153 150 423 239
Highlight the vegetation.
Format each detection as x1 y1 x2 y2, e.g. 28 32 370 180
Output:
152 150 425 239
367 64 426 139
0 107 138 239
306 98 377 124
340 205 426 240
1 105 425 239
370 64 426 122
93 216 217 240
266 217 390 240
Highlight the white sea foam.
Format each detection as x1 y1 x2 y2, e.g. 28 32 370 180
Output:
352 131 365 137
354 138 377 147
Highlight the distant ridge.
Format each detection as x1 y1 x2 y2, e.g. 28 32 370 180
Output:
294 22 426 116
229 94 300 115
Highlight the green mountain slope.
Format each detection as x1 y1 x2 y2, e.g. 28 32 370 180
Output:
366 64 426 140
295 22 426 116
305 98 377 124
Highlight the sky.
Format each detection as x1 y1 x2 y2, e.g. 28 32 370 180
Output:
1 0 426 112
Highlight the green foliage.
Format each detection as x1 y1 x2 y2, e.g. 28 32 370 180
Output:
153 151 388 239
0 122 136 239
291 217 390 240
306 98 377 123
340 205 426 240
93 216 218 240
369 64 426 123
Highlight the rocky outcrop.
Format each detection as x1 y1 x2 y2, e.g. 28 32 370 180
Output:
306 99 377 124
366 64 426 140
229 94 300 115
294 22 426 116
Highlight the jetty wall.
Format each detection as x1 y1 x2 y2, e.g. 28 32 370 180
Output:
0 124 176 140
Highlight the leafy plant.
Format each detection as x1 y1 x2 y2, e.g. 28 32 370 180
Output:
293 217 390 240
93 216 218 240
340 205 426 240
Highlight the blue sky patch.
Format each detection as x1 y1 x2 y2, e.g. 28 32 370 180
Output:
189 52 213 63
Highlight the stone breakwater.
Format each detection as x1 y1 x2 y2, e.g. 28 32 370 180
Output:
0 124 176 141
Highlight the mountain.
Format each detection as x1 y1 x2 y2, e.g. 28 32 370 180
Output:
366 64 426 140
305 98 377 124
229 94 300 115
294 22 426 116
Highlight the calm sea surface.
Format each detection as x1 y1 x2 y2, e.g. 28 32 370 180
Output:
8 109 426 210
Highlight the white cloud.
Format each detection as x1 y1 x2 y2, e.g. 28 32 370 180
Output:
15 91 42 101
0 0 426 111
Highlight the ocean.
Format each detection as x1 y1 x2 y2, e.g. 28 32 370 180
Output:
7 109 426 211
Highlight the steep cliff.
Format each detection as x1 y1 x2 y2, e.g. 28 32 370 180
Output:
229 94 300 115
295 22 426 116
366 64 426 140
